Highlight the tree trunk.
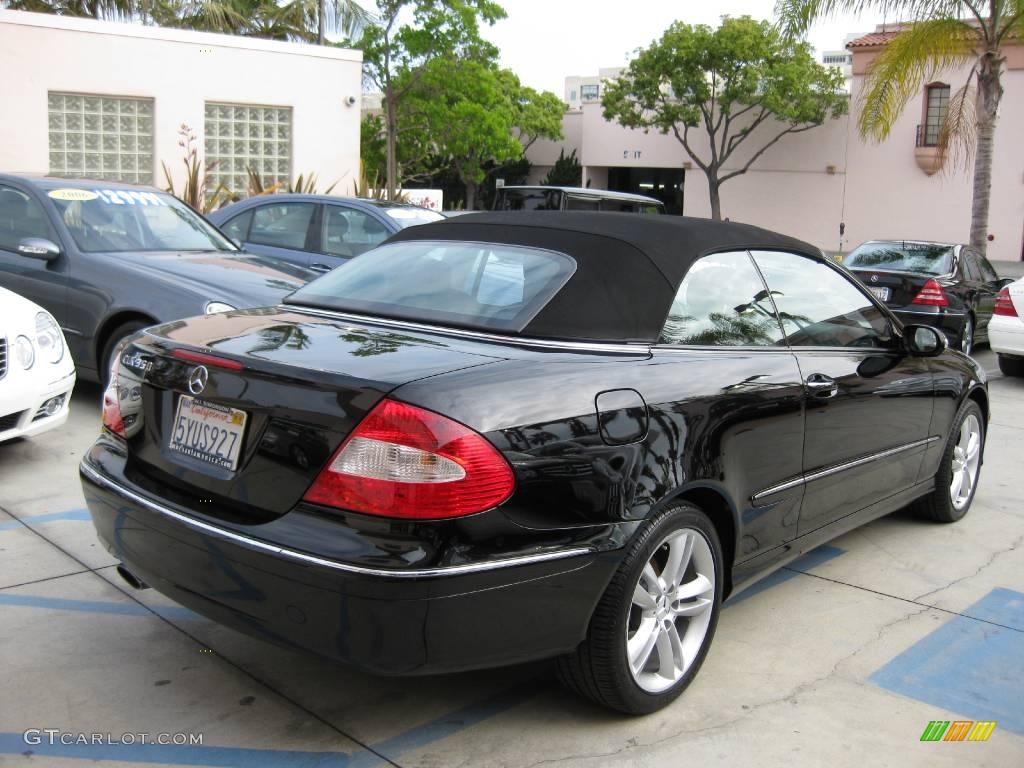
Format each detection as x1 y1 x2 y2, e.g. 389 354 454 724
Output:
317 0 326 44
969 53 1002 255
707 175 722 221
465 180 478 211
384 91 399 201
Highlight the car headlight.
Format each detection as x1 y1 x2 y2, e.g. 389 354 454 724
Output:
35 311 64 364
205 301 236 314
15 335 35 369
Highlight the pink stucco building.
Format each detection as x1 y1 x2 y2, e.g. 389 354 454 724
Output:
526 26 1024 263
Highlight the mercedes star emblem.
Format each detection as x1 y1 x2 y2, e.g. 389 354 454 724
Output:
188 365 209 395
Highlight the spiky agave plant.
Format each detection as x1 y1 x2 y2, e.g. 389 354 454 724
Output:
775 0 1024 254
162 124 234 213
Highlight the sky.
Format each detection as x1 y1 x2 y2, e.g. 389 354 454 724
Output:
481 0 889 95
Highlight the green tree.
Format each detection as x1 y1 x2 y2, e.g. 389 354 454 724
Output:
356 0 507 199
602 16 847 220
776 0 1024 256
5 0 371 43
542 148 582 186
398 58 562 208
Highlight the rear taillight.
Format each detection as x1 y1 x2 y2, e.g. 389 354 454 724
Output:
101 354 126 438
994 287 1019 317
911 278 949 307
303 399 515 520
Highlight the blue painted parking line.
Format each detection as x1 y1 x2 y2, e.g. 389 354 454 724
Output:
0 593 200 622
870 587 1024 735
0 733 351 767
0 508 90 531
726 544 845 606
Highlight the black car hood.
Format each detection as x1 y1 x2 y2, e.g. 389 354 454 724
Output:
107 251 314 307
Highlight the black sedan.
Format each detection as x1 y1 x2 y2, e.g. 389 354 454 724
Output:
80 213 988 714
0 174 315 381
844 239 1011 355
207 194 444 274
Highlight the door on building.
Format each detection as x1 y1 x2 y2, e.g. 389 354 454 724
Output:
607 167 684 214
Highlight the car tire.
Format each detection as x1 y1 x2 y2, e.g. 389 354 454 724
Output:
912 398 985 523
998 354 1024 377
100 320 149 385
556 502 723 715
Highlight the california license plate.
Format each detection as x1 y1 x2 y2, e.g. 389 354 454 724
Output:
868 286 891 302
169 395 247 471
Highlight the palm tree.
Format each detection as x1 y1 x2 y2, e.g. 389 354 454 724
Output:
776 0 1024 255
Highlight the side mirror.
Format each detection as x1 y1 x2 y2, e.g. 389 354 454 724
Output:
17 237 61 261
904 324 947 357
997 277 1016 288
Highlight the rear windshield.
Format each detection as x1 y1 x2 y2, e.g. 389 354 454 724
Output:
285 240 577 333
44 186 235 253
376 205 445 229
845 242 954 276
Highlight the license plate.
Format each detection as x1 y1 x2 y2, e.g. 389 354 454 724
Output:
169 395 247 471
868 286 891 302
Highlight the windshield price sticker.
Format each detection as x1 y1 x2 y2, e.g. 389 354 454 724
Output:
47 189 99 201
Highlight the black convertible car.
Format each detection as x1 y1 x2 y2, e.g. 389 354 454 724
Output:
0 174 315 381
80 213 988 714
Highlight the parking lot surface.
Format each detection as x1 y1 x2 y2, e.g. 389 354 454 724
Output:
1 349 1022 767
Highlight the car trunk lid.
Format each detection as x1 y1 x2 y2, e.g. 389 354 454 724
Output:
114 308 505 523
848 269 941 307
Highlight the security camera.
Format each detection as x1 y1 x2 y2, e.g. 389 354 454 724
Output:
345 96 358 106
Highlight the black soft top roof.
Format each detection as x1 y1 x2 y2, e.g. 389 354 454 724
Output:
387 211 822 343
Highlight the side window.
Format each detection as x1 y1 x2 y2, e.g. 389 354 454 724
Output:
322 207 390 258
977 254 999 283
565 196 599 211
220 209 253 243
601 200 636 212
960 252 981 281
0 185 53 252
751 251 894 349
660 251 785 346
248 203 315 250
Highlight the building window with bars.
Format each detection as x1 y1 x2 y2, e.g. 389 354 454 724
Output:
923 84 950 146
204 103 292 196
48 93 154 184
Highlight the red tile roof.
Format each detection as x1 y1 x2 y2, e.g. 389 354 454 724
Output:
846 31 900 48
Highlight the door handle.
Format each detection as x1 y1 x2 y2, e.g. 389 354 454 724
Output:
805 373 838 399
310 263 332 272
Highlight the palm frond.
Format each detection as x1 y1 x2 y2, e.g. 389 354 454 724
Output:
857 16 976 141
935 80 977 172
775 0 986 38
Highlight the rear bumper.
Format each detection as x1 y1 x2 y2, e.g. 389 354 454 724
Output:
989 315 1024 357
80 445 615 675
890 307 966 343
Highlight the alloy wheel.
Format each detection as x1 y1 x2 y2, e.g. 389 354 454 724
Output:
950 413 981 510
626 527 715 694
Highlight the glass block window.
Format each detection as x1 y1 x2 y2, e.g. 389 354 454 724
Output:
204 103 292 196
48 93 154 184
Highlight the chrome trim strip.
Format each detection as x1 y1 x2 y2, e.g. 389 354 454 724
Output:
892 309 965 317
80 462 593 578
751 436 942 502
279 305 650 354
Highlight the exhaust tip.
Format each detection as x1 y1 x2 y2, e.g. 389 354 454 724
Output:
116 564 150 590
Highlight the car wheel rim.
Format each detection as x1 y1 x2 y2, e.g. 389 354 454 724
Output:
961 320 972 355
950 413 981 510
626 527 715 694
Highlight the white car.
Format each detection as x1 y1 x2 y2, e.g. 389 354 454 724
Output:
990 277 1024 377
1 286 76 442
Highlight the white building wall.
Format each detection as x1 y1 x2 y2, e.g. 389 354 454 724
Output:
0 11 363 195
